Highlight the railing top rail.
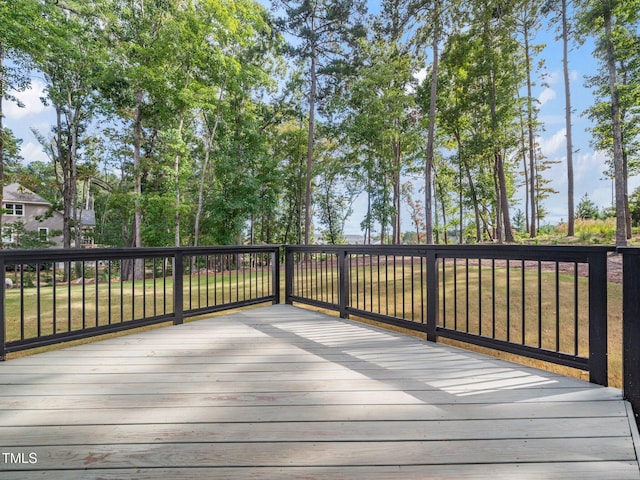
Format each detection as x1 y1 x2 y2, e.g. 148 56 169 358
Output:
284 244 614 261
0 245 280 264
617 247 640 255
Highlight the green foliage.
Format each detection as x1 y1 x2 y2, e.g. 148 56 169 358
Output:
512 209 526 233
2 221 58 249
3 0 639 248
576 193 600 220
630 187 640 227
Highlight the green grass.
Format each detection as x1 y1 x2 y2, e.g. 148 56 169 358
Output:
294 259 622 387
4 269 273 346
4 260 624 388
518 217 640 245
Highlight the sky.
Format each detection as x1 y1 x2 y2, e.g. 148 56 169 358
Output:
4 6 636 238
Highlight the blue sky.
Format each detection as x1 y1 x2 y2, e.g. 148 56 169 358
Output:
4 6 634 237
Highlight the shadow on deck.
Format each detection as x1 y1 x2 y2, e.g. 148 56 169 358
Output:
0 304 639 479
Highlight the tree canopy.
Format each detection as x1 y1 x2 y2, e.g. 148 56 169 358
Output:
1 0 638 247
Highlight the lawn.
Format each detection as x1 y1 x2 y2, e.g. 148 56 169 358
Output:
4 259 624 388
3 268 273 346
292 257 623 387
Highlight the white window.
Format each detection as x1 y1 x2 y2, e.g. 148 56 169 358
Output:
4 203 24 216
2 227 17 244
39 228 49 241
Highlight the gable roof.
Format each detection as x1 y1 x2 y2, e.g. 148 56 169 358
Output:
79 209 96 227
3 183 51 206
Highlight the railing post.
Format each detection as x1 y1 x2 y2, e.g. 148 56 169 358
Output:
0 257 5 361
339 249 349 319
285 246 293 305
588 251 608 386
425 249 438 342
173 252 184 325
272 247 280 304
622 248 640 427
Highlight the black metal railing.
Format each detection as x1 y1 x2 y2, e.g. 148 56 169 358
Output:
2 243 639 426
435 246 609 386
285 245 612 387
619 247 640 426
0 245 279 357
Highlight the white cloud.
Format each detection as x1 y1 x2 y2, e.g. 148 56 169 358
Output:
589 185 614 208
538 128 566 157
545 71 560 86
20 141 50 163
414 67 427 86
525 149 613 225
538 87 557 107
538 114 566 126
405 68 427 95
4 79 50 120
574 150 608 184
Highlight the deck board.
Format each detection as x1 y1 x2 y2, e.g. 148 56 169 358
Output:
1 304 638 479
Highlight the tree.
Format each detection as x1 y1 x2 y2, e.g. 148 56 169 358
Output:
436 33 483 242
512 208 526 233
7 1 110 251
276 0 365 245
542 0 578 237
0 0 42 241
576 192 599 219
515 0 545 238
629 186 640 227
340 37 420 244
2 221 59 249
436 3 524 244
402 182 426 243
577 0 640 245
582 5 639 242
315 138 357 244
411 0 465 244
475 2 521 243
100 0 179 258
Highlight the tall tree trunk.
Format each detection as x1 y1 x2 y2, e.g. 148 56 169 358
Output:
433 186 439 244
458 158 463 243
623 148 631 239
603 8 626 246
194 128 213 247
425 5 439 245
132 88 144 280
194 82 225 247
55 106 72 250
462 159 481 242
523 20 537 238
0 44 4 235
520 115 530 233
392 139 401 244
366 185 371 244
439 181 448 244
497 151 514 242
562 0 575 237
493 163 502 243
70 102 81 249
305 41 317 246
174 113 184 247
489 56 513 242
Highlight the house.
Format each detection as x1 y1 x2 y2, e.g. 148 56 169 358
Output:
344 234 365 244
1 183 96 248
78 209 96 247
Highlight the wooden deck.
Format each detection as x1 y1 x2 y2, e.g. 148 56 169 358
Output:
1 304 639 479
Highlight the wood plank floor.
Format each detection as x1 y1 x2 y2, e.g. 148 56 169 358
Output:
1 304 639 479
